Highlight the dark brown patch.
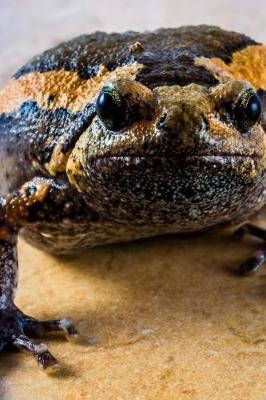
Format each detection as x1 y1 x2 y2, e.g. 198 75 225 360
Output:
14 26 258 80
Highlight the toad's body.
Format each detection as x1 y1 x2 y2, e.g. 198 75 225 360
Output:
0 26 265 370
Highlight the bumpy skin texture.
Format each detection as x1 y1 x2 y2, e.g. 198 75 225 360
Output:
0 25 266 369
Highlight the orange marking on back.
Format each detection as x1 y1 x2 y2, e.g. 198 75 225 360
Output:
195 45 266 90
0 62 143 114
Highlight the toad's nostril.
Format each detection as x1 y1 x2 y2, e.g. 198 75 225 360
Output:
156 112 167 130
200 113 209 130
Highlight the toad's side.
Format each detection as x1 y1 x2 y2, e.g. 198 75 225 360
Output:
0 26 265 370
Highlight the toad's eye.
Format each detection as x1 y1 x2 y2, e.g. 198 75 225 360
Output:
234 89 262 132
96 86 127 131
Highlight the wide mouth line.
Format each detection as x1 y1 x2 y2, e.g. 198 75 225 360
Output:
88 154 260 160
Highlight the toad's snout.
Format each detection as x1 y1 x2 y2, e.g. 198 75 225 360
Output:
154 84 211 148
156 103 207 138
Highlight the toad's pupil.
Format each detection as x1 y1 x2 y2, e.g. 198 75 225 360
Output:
96 91 120 121
235 90 262 131
247 96 262 121
96 89 127 130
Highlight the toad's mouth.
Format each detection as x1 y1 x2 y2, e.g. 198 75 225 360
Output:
85 154 262 179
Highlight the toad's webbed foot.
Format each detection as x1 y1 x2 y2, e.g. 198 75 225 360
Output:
0 307 79 371
235 223 266 275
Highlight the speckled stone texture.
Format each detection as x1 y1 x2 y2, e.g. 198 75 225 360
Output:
1 1 266 399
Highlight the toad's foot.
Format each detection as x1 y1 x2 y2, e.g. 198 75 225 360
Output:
0 307 79 371
239 250 266 276
234 223 266 275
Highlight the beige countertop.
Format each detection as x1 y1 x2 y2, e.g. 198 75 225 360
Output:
0 1 266 399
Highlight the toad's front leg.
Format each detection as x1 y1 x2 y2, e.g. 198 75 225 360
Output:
0 178 85 371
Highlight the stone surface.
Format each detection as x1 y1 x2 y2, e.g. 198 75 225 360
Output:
0 1 266 399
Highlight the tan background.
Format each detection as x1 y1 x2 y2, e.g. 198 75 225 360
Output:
0 1 266 399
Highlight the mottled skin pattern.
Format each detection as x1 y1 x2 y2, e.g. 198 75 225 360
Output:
0 25 265 370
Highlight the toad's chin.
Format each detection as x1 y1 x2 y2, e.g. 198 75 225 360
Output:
65 151 265 233
85 152 263 205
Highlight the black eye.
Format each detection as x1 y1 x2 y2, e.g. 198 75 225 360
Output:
234 89 262 132
96 86 127 131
